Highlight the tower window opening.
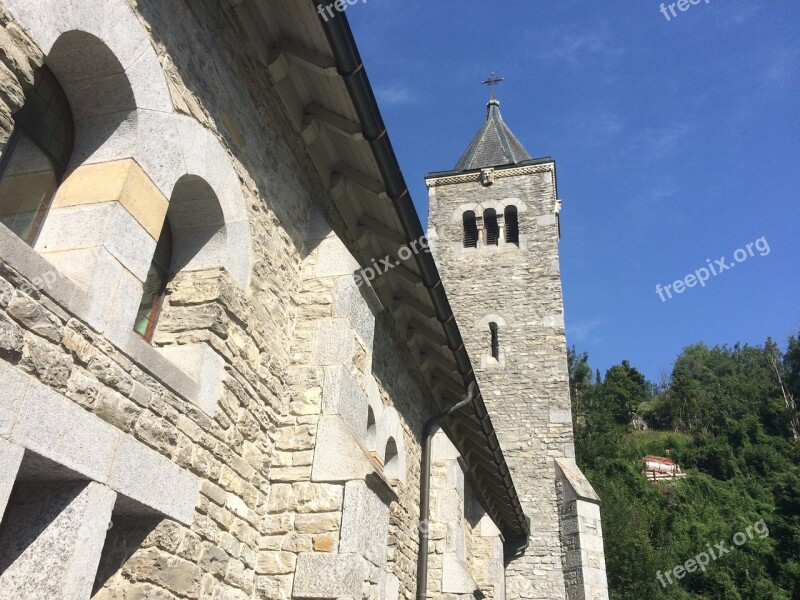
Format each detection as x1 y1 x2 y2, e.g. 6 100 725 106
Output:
463 211 478 248
484 209 499 246
505 205 519 244
489 322 499 360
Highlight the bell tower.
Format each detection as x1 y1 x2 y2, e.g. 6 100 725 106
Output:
425 82 609 600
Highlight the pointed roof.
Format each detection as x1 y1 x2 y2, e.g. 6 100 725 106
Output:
454 96 532 172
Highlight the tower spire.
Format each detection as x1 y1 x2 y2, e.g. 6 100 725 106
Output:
453 73 532 172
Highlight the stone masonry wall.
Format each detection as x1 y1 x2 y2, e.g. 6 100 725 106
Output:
0 1 438 599
428 168 576 600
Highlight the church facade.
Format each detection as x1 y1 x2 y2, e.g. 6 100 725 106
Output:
0 1 607 599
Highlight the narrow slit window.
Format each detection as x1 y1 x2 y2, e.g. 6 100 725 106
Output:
366 406 377 450
134 219 173 342
490 322 499 360
505 205 519 244
484 209 499 246
384 437 400 481
463 210 478 248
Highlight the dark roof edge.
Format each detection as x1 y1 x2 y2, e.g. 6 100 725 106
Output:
426 156 555 179
312 3 529 540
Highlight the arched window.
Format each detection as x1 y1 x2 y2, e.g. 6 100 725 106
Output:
384 437 400 481
483 208 499 246
134 219 173 342
462 210 478 248
0 66 74 245
489 322 499 360
505 205 519 244
366 406 377 450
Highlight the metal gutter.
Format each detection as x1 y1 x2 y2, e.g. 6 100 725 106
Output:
311 2 529 542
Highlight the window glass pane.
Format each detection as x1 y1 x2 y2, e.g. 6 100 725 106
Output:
0 132 59 242
134 220 173 342
0 66 74 245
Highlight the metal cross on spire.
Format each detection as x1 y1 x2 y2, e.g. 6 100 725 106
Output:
482 72 505 98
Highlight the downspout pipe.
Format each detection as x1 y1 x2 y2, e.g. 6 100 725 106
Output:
416 382 477 600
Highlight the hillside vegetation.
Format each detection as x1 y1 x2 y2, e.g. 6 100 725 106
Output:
571 333 800 599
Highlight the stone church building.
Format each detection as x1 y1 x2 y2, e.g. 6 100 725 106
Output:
0 1 608 599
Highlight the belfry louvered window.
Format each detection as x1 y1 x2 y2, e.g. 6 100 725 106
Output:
463 211 478 248
505 205 519 244
483 209 499 246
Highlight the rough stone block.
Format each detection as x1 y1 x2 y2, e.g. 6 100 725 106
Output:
549 409 572 424
311 415 374 483
0 481 116 599
445 521 467 561
0 438 23 521
384 573 400 600
292 552 366 599
311 320 354 367
50 159 168 239
322 365 369 441
446 459 465 500
158 343 225 416
314 237 360 278
431 428 460 461
339 479 390 567
108 435 200 524
9 381 122 484
305 207 333 243
441 552 477 595
556 458 600 503
37 202 156 283
0 359 29 436
478 513 501 538
334 277 375 351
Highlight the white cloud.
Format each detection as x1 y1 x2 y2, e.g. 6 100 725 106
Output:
375 84 415 105
540 26 624 70
568 318 605 344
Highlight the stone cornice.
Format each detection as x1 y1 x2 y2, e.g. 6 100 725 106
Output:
425 162 555 188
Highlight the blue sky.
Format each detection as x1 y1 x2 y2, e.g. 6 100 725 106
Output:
348 0 799 382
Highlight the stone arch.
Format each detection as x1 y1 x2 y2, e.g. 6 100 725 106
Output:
365 405 378 451
6 0 174 183
451 202 478 221
497 197 527 213
172 116 251 289
384 438 400 482
376 406 406 484
167 175 226 275
6 0 252 291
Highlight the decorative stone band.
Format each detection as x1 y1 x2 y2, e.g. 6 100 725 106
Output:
425 162 555 188
0 359 200 524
